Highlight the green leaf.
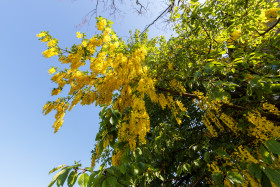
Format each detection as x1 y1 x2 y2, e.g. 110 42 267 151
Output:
87 171 99 186
265 140 280 155
138 162 145 172
204 152 210 162
102 179 109 187
56 167 72 187
109 117 114 125
90 175 105 187
260 144 272 164
109 166 123 177
248 163 261 180
261 171 272 187
48 180 56 187
78 173 89 187
155 172 164 181
120 164 126 174
182 163 191 173
110 108 121 119
227 171 243 184
215 149 229 158
262 166 280 186
133 168 139 175
49 165 67 175
106 176 117 187
48 169 66 187
67 171 78 187
212 172 223 184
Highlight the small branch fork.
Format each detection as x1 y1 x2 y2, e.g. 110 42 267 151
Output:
135 0 147 14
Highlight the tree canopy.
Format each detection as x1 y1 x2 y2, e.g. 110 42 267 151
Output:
38 0 280 186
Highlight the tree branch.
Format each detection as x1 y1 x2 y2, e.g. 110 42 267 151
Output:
259 18 280 36
141 4 172 35
187 174 207 187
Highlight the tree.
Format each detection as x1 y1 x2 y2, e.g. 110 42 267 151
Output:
38 0 280 186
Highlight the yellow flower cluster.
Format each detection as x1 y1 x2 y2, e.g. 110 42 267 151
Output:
265 8 279 22
167 63 173 70
51 88 61 96
230 30 241 41
97 18 107 30
95 142 100 159
223 178 231 186
202 115 218 137
245 111 280 140
76 32 83 39
112 149 123 166
207 110 224 131
236 145 259 164
40 17 189 155
193 91 241 137
91 154 95 168
219 113 239 134
36 32 51 42
262 102 280 116
48 67 56 75
47 40 57 47
43 99 68 133
243 171 261 187
36 32 46 38
42 48 59 58
207 161 221 173
169 79 186 93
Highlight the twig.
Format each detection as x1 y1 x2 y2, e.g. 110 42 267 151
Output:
187 174 207 187
141 4 172 35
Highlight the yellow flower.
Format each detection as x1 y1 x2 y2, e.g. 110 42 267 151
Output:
82 40 87 47
42 48 59 58
265 8 279 22
97 18 107 30
47 40 57 47
91 155 95 168
168 63 173 70
36 32 46 38
230 30 241 41
102 33 111 43
51 88 61 96
104 27 112 34
41 36 50 42
111 34 118 41
48 67 56 74
76 32 83 39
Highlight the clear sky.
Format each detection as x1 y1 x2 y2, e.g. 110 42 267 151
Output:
0 0 174 186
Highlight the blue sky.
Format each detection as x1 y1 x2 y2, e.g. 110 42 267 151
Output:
0 0 174 186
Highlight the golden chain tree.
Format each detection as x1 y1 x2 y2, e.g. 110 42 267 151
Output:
39 0 280 186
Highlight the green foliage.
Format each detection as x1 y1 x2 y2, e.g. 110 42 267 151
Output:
266 140 280 155
227 171 243 185
44 0 280 186
262 166 280 186
78 173 89 187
